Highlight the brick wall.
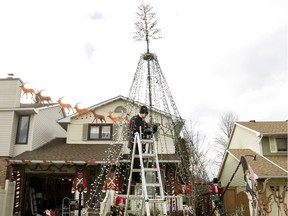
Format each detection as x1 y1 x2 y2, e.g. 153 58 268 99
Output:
0 157 9 189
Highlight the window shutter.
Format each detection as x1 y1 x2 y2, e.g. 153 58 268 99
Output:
269 136 277 153
83 124 89 141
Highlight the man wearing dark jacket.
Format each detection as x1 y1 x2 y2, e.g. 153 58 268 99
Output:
128 105 151 184
128 105 150 151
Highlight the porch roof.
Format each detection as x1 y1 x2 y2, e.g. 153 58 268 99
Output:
228 149 288 178
10 138 179 165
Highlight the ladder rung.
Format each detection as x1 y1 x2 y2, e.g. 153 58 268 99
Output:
140 139 154 143
128 195 143 200
132 168 158 172
146 183 160 187
144 168 158 172
135 153 156 158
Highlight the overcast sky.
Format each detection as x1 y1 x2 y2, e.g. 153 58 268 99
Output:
0 0 287 173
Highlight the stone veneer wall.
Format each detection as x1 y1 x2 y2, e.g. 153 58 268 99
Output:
0 157 9 189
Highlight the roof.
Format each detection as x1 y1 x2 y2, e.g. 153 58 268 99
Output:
12 138 122 164
228 149 288 178
58 95 130 124
10 138 179 164
236 121 288 134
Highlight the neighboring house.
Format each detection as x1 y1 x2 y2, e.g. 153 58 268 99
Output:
0 78 67 215
2 78 181 215
218 121 288 216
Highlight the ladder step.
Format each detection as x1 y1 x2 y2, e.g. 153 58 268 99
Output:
128 195 143 200
146 183 160 187
132 168 158 172
135 153 156 158
140 139 154 143
144 167 158 172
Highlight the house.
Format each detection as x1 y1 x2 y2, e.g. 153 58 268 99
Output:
218 121 288 216
0 78 67 215
1 77 183 215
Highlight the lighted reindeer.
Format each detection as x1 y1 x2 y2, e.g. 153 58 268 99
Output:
74 102 91 119
57 97 73 114
107 112 121 125
36 90 53 105
19 83 36 99
124 113 130 123
91 108 106 123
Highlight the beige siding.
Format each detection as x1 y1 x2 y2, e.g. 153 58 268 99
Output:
230 125 261 154
0 78 22 108
264 179 288 215
66 98 176 154
220 154 246 189
0 112 14 156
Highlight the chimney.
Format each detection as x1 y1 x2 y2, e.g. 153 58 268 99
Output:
0 78 23 108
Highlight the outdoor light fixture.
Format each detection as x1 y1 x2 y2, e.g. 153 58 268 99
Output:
77 183 84 216
244 154 257 161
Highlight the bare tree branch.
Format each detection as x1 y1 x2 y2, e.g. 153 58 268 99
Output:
213 112 238 167
133 3 162 53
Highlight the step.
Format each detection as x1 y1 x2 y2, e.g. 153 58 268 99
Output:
134 153 156 158
146 183 160 187
132 167 158 172
140 139 154 144
144 167 158 172
128 195 143 200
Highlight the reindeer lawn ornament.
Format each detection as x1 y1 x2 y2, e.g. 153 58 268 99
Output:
19 83 36 99
107 112 121 125
36 90 53 105
91 108 106 123
57 97 73 114
74 102 91 119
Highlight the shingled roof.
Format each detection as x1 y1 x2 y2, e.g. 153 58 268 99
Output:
228 149 288 178
11 138 179 164
236 121 288 134
12 138 122 163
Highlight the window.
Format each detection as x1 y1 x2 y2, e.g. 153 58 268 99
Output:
88 124 112 140
270 186 279 192
276 138 287 151
16 115 30 144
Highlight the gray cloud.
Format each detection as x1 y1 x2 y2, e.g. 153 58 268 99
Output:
84 43 95 59
239 26 287 88
89 12 103 20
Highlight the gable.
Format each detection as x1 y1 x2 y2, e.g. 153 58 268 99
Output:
229 124 261 154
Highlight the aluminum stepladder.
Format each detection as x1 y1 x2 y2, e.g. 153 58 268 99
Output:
124 132 167 216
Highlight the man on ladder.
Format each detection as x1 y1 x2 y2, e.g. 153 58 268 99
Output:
126 105 166 216
128 105 152 184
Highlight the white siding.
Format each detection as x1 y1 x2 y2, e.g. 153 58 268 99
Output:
0 112 14 156
32 105 66 149
13 105 66 156
230 125 261 154
0 79 22 108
